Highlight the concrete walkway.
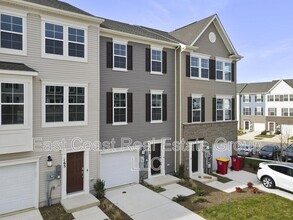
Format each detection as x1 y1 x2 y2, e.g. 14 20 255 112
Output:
160 183 195 199
72 207 109 220
207 170 293 201
106 184 204 220
0 209 43 220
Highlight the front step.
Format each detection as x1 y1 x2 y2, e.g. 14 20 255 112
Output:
190 174 217 184
144 175 180 187
61 194 100 213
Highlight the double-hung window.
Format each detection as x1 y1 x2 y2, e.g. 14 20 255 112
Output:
113 90 127 124
1 83 24 125
151 49 162 73
282 108 288 117
192 97 201 122
243 95 250 103
243 107 251 116
68 27 85 58
267 95 274 102
43 84 87 127
255 107 263 116
268 108 276 116
190 55 209 79
43 21 86 60
113 42 127 69
216 60 232 81
290 108 293 117
216 98 232 121
275 95 280 102
284 95 289 101
0 13 24 53
151 91 162 122
255 94 263 103
290 94 293 101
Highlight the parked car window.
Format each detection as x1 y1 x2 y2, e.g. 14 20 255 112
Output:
269 165 291 176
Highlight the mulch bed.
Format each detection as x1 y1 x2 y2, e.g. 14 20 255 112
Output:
39 203 73 220
99 197 132 220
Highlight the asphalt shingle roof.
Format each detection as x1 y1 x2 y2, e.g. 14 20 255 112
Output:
0 61 37 72
237 81 278 94
23 0 94 17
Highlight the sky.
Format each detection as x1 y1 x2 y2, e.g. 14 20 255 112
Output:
64 0 293 83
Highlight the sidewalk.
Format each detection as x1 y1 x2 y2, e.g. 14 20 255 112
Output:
238 131 282 143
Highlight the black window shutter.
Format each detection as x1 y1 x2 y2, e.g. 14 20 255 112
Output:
188 97 192 123
146 48 151 72
127 45 133 70
232 98 235 120
201 97 205 122
209 59 215 80
146 93 151 122
255 96 257 102
106 42 113 68
186 55 190 77
163 94 167 121
162 51 167 74
231 62 235 82
213 97 216 121
127 93 133 123
106 92 113 124
255 108 257 115
249 95 251 102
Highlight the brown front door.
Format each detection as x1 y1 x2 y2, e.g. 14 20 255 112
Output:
67 152 84 193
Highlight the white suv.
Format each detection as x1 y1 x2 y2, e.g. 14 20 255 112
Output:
257 162 293 192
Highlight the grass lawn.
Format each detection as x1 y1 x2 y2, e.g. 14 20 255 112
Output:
255 134 275 138
199 193 293 220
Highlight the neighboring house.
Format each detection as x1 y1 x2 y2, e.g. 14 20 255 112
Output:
0 0 103 214
99 19 177 188
237 79 293 136
170 15 242 175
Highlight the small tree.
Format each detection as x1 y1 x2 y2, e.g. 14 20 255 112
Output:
94 179 105 199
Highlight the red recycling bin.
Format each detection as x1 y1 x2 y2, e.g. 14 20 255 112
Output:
216 158 230 175
231 155 244 171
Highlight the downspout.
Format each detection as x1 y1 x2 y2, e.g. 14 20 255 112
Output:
174 45 179 172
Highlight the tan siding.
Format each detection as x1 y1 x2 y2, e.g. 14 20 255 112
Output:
0 4 99 206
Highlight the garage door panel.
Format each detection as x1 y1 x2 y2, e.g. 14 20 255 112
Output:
101 150 139 189
254 123 265 132
0 163 37 215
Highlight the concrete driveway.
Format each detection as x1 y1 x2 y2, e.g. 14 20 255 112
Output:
105 184 204 220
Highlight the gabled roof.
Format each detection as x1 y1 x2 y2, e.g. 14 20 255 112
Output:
238 81 279 94
0 61 37 72
237 83 247 93
23 0 94 17
101 19 180 43
170 14 214 45
284 79 293 88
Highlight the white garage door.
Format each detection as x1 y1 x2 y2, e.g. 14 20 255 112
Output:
100 149 139 188
281 125 293 137
0 162 37 215
254 123 265 132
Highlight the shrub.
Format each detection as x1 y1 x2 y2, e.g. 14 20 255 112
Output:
261 130 267 135
252 187 260 194
193 197 208 203
247 182 254 188
180 179 197 191
195 187 206 196
172 195 186 203
235 187 242 193
275 130 281 135
178 164 185 179
94 179 105 199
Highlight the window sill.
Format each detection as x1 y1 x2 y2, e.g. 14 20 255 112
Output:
42 53 88 63
216 79 232 83
190 77 209 81
112 122 128 126
42 121 88 128
0 48 27 56
112 68 128 72
150 120 163 124
150 71 163 75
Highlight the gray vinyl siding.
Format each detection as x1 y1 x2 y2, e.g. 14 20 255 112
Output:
100 36 175 176
0 3 100 206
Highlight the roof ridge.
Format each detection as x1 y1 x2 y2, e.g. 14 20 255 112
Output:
138 26 179 43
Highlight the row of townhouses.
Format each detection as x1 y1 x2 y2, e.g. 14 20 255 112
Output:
0 0 242 215
237 80 293 136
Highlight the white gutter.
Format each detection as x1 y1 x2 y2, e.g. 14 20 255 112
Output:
5 0 104 24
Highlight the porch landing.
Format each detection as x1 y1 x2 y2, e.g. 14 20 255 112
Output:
144 175 180 187
190 173 217 184
61 194 100 213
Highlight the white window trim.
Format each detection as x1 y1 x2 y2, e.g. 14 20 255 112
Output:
150 89 163 123
290 108 293 117
216 96 232 121
243 107 251 116
42 82 88 128
191 94 202 123
268 107 277 116
215 58 232 82
112 88 128 126
281 108 289 117
255 107 263 116
267 94 274 102
0 9 27 56
190 53 210 80
112 39 128 72
148 139 166 178
0 77 32 130
41 18 88 62
150 46 163 75
256 94 262 103
243 94 250 103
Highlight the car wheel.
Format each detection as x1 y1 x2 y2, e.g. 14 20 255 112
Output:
262 176 275 189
